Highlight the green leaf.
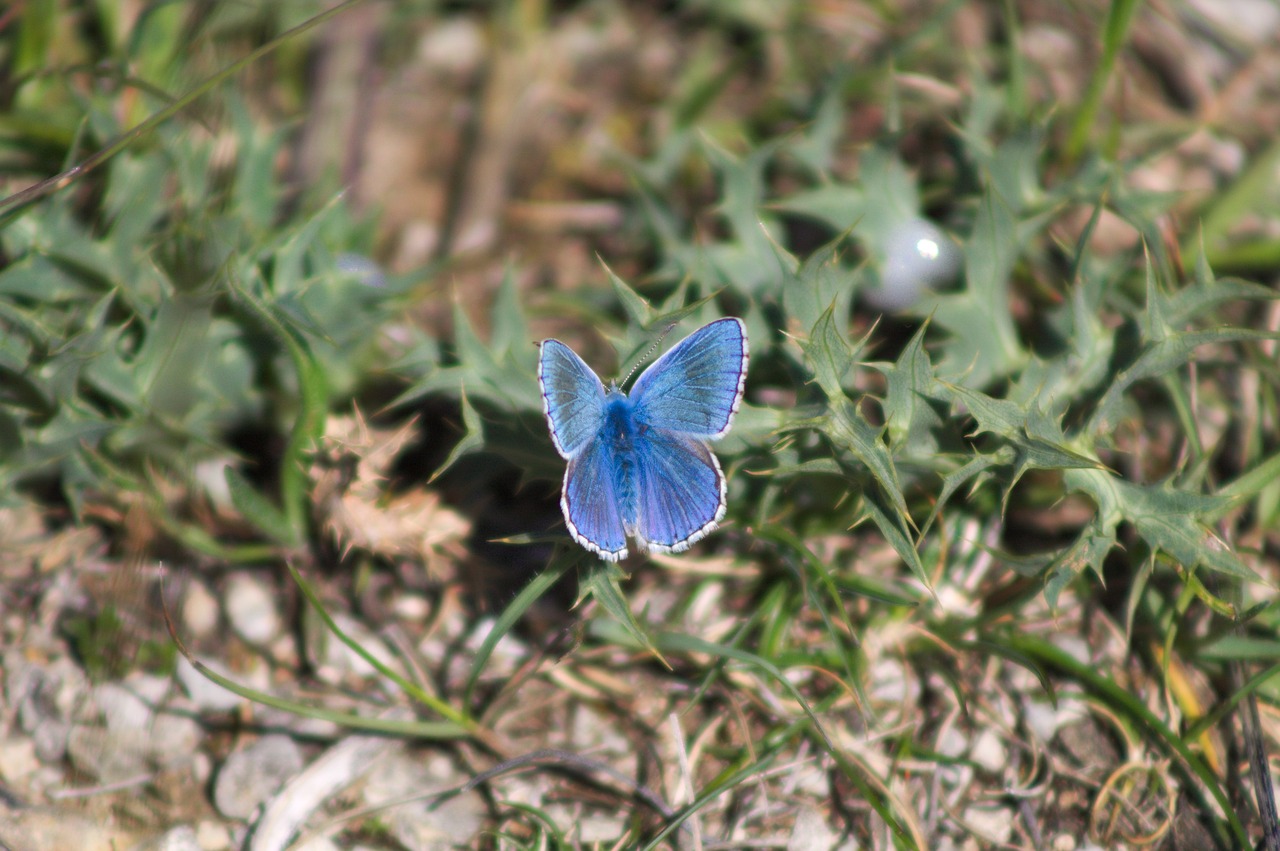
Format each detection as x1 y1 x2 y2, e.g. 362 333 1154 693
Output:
767 457 845 477
778 146 919 245
1139 248 1171 342
604 261 655 328
921 449 1009 538
1063 468 1255 582
947 383 1101 468
433 284 544 413
451 294 500 376
704 136 783 259
1016 405 1105 471
986 130 1044 213
224 465 298 547
135 290 216 420
233 106 287 235
801 304 852 399
490 266 527 358
1184 134 1280 265
918 187 1024 385
785 72 848 175
689 137 792 295
1044 521 1117 610
430 390 485 483
1064 0 1141 160
172 652 467 740
826 399 910 519
859 484 928 588
1214 449 1280 522
1090 326 1280 434
781 236 857 340
876 322 946 455
777 183 869 234
581 562 665 665
228 276 329 540
1166 277 1279 328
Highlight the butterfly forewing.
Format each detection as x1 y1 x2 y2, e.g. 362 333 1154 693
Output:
562 437 629 561
630 317 748 438
634 431 725 552
538 339 607 458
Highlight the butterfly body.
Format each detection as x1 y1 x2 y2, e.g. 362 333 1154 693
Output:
601 387 640 532
538 318 748 561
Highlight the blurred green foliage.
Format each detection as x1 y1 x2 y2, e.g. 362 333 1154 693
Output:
405 95 1277 620
0 3 395 552
0 1 1273 639
63 603 176 680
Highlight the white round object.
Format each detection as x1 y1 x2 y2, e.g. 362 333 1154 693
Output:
865 217 961 311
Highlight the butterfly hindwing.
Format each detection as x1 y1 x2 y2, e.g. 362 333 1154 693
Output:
631 317 747 438
538 338 607 458
634 429 725 552
561 436 628 561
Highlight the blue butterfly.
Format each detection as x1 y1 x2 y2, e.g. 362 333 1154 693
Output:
538 318 749 561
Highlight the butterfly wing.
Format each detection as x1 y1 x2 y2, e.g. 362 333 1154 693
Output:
538 338 607 459
633 429 726 554
539 338 627 560
561 437 628 561
631 317 748 439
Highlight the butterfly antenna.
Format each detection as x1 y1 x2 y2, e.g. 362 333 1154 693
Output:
622 322 678 387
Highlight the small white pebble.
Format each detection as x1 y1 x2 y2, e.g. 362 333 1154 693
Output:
964 803 1015 843
182 581 220 639
147 826 201 851
936 723 968 758
213 735 304 820
0 737 38 784
224 574 281 645
195 820 232 851
788 806 837 851
417 17 485 75
391 593 431 622
970 728 1008 773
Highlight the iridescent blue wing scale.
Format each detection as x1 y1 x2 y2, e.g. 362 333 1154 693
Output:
538 339 606 459
539 338 627 559
633 431 724 553
630 317 748 438
628 317 747 554
561 437 628 561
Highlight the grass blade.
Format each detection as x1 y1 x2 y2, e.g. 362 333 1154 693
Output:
1064 0 1143 161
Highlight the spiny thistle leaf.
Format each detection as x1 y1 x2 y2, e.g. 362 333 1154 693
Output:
430 389 485 484
875 322 947 456
801 304 853 400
